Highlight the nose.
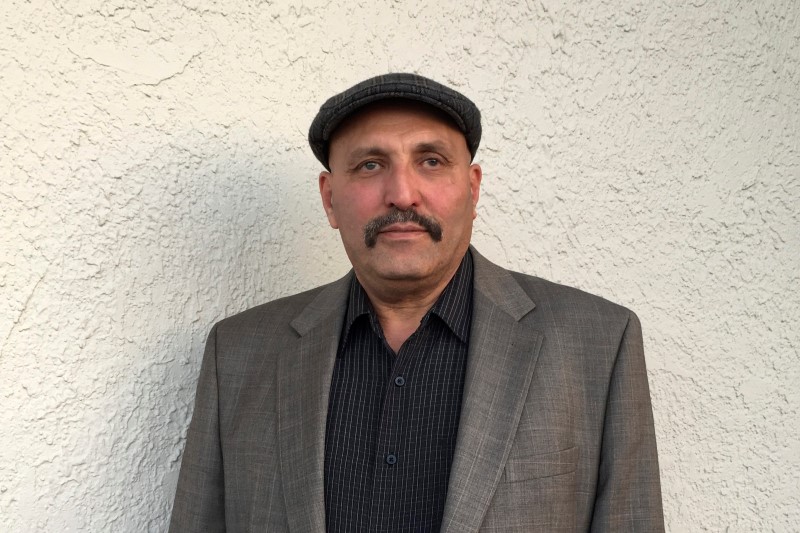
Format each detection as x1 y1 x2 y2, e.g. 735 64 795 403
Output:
384 163 420 211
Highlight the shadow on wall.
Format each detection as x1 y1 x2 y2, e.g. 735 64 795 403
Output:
76 128 317 529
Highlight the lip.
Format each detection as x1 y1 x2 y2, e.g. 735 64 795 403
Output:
376 223 429 241
378 223 428 234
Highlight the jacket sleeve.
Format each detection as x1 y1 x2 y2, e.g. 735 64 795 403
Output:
590 312 665 532
169 325 226 532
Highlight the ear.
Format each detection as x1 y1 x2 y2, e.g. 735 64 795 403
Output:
469 163 482 219
319 171 339 228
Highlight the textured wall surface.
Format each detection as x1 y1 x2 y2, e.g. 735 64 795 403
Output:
2 0 798 531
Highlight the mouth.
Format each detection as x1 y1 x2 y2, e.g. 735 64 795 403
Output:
378 223 429 235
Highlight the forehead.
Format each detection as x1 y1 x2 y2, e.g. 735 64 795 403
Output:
328 100 466 151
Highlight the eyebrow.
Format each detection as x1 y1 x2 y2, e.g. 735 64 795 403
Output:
345 146 390 166
345 141 454 166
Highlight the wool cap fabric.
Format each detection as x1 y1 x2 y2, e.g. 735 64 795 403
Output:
308 73 481 170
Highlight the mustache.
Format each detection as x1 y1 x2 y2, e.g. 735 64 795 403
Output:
363 208 443 247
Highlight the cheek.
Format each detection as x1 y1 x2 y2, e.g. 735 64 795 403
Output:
335 187 381 221
431 189 474 223
330 196 371 239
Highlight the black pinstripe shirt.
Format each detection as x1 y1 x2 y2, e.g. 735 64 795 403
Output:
324 251 474 533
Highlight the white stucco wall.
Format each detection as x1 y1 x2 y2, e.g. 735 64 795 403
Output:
2 0 797 531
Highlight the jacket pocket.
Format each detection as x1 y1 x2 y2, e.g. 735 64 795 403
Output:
503 446 578 482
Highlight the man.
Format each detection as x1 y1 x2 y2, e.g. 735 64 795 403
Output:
169 73 664 532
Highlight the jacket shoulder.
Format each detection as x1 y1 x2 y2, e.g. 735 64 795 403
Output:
508 270 636 328
471 247 635 325
214 281 338 335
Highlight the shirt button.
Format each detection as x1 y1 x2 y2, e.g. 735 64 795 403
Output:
394 376 405 387
386 454 397 465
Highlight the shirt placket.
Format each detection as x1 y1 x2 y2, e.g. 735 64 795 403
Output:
367 322 428 531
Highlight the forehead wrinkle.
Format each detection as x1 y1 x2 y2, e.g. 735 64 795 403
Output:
330 110 470 170
414 141 455 155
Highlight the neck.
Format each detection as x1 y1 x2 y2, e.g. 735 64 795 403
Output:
355 261 462 353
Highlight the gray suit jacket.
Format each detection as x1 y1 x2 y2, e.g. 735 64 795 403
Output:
170 248 664 532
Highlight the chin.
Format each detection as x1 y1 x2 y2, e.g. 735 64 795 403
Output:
374 263 430 282
370 243 463 281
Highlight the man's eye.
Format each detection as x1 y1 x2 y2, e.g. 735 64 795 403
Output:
361 161 379 171
423 158 440 167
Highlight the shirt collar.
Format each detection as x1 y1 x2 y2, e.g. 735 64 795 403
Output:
341 251 474 345
428 250 473 343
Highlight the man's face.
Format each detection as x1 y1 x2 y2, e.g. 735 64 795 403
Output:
319 101 482 292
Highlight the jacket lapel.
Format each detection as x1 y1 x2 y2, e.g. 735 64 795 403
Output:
441 249 543 533
279 273 351 533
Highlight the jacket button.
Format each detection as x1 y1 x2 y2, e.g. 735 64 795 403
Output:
386 454 397 465
394 376 405 386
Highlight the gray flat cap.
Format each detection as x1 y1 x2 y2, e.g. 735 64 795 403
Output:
308 73 481 170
